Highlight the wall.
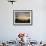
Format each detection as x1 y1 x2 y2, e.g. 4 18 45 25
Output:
0 0 46 42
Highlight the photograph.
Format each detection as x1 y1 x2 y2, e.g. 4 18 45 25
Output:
13 10 32 25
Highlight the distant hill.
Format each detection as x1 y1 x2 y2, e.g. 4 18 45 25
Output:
15 19 30 23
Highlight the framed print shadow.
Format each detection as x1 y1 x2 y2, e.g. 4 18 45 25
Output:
13 10 32 25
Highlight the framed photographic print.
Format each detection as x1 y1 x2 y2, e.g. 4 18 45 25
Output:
13 10 32 25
